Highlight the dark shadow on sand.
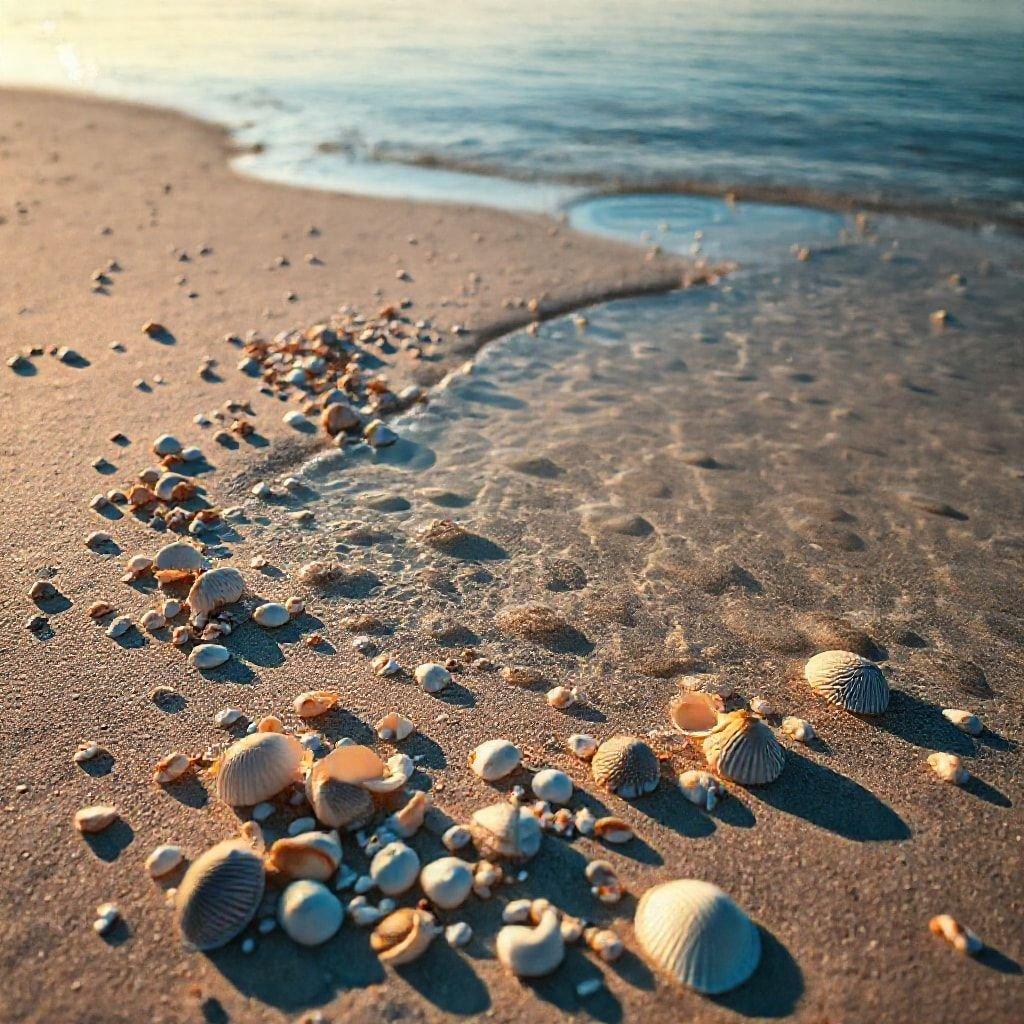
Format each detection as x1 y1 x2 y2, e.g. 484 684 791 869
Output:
84 819 134 862
874 690 977 755
710 926 803 1018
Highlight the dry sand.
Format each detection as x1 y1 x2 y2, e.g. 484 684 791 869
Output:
1 89 1021 1024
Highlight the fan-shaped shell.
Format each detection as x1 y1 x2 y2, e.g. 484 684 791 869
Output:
215 732 304 806
668 692 724 738
702 711 784 785
470 802 542 862
278 879 343 946
305 772 376 831
187 567 246 617
154 541 208 581
804 650 890 714
496 907 565 977
175 838 265 950
370 841 420 895
635 879 761 994
419 856 474 909
591 735 660 798
371 907 437 965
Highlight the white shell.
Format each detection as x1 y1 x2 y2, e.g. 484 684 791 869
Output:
74 805 118 834
591 736 660 798
470 803 542 862
419 857 474 909
189 643 230 670
781 716 815 743
154 541 207 578
566 734 598 760
376 712 415 742
804 650 890 714
928 752 969 785
702 711 784 786
635 879 761 994
678 770 725 811
496 908 565 977
370 842 421 895
266 831 343 882
146 844 184 879
216 732 304 806
278 880 343 946
153 434 182 456
253 602 290 628
668 692 724 738
531 768 573 805
415 662 451 693
469 739 521 781
942 709 982 736
187 567 245 617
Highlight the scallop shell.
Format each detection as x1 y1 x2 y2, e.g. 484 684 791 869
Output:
470 802 542 862
278 879 343 946
468 739 521 782
496 907 565 978
215 732 304 806
804 650 890 714
668 692 724 738
306 773 376 831
371 907 438 965
634 879 761 994
702 710 784 786
591 735 660 798
419 856 474 909
187 567 245 617
370 841 420 895
265 831 342 882
175 837 265 950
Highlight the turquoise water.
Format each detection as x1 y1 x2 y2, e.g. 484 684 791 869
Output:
1 1 1022 220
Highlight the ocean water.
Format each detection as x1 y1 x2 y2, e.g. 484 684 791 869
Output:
1 0 1022 220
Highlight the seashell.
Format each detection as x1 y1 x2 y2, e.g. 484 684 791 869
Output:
594 817 634 844
703 710 784 786
364 753 414 794
927 752 969 785
634 879 761 994
586 860 623 903
106 615 132 639
468 739 521 782
678 770 725 811
446 922 472 947
127 483 156 507
376 711 415 742
419 856 474 909
503 899 532 924
370 841 420 895
804 650 890 714
942 709 982 736
574 807 597 835
929 914 982 955
668 692 724 738
415 662 451 693
373 653 401 676
140 609 165 632
153 434 182 456
591 736 660 798
188 643 230 670
442 825 471 851
546 685 577 709
154 472 195 503
187 567 245 618
496 907 565 977
74 805 118 834
257 715 284 733
387 791 430 838
214 732 304 806
321 401 360 436
470 802 542 862
278 879 343 946
154 751 191 784
253 602 290 628
266 831 342 882
749 697 773 717
146 844 184 878
305 746 383 828
780 716 815 743
473 859 503 898
586 927 624 962
293 690 339 718
371 907 438 965
566 734 598 760
175 836 265 950
531 768 573 805
126 554 154 575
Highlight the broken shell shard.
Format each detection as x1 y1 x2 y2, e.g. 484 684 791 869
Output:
780 716 815 743
305 745 384 828
678 770 726 811
371 908 438 965
804 650 890 714
469 739 521 782
74 805 118 834
591 736 660 798
702 710 785 786
566 734 598 760
214 732 304 806
496 908 565 977
266 831 343 883
153 752 191 784
419 856 474 909
594 817 634 844
387 791 430 838
668 692 724 738
187 567 245 618
927 752 969 785
293 690 339 718
253 602 290 628
175 837 265 951
370 841 420 895
189 644 230 670
635 879 761 994
470 802 542 862
278 880 343 946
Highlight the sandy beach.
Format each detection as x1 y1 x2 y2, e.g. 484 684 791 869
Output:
1 87 1022 1024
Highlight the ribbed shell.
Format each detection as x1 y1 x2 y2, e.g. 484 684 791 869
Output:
306 774 376 830
470 803 542 862
591 736 660 798
187 567 246 616
216 732 303 806
804 650 890 714
175 839 265 950
634 879 761 994
702 711 784 785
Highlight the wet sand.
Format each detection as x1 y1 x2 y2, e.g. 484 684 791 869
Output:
1 89 1022 1024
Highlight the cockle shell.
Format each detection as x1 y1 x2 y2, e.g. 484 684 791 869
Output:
293 690 339 718
265 831 343 882
187 567 245 617
635 879 761 994
175 836 266 950
668 692 724 738
253 602 290 628
591 736 660 798
214 732 304 806
371 908 438 965
419 856 474 909
370 842 420 895
703 710 784 785
469 739 521 782
305 745 382 829
804 650 890 714
278 879 343 946
470 802 542 862
189 643 230 670
74 805 118 834
678 770 726 811
496 907 565 977
531 768 573 805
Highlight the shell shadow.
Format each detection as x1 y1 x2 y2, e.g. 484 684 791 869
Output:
709 925 803 1018
34 592 72 615
529 947 624 1023
976 945 1022 975
77 751 116 777
751 751 910 842
160 774 210 809
633 787 717 840
395 941 491 1014
962 775 1012 808
84 819 134 862
874 691 978 755
404 731 448 771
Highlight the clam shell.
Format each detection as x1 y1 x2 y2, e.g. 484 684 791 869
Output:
306 773 376 831
531 768 573 805
496 907 565 977
253 602 290 628
668 692 724 738
187 567 245 617
419 856 474 909
591 735 660 798
371 908 437 965
154 472 193 502
363 753 413 794
215 732 304 806
804 650 890 714
189 643 230 670
634 879 761 994
702 710 784 785
468 739 521 782
145 844 184 879
266 831 342 882
278 879 343 946
175 838 265 950
370 841 420 895
470 802 542 862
